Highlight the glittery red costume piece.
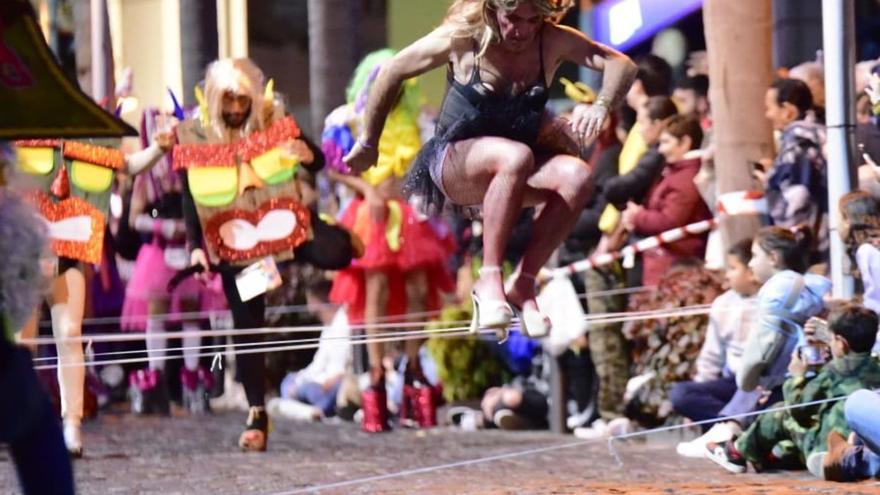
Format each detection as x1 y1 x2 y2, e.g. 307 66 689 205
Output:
62 141 124 169
27 191 105 264
172 142 236 170
237 116 302 163
203 197 311 263
14 139 61 149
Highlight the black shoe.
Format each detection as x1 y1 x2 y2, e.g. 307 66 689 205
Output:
705 439 747 474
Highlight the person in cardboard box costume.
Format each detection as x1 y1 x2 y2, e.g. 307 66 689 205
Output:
177 57 356 452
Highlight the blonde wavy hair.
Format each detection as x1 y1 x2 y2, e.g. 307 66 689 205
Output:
443 0 573 57
204 58 267 141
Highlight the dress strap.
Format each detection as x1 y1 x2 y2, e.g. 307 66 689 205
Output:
469 38 481 85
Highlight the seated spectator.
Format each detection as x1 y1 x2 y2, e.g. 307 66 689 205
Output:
448 331 550 431
762 78 829 262
620 115 712 286
269 280 351 420
706 304 880 473
737 227 831 395
672 239 760 457
808 388 880 481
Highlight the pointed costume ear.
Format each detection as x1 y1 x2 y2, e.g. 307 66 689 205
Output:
194 85 209 127
264 78 274 102
168 87 185 121
263 78 276 122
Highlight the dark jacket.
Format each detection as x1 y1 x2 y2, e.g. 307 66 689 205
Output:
633 155 711 286
603 146 665 207
564 142 622 257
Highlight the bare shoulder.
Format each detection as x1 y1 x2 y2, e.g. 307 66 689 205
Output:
544 23 593 50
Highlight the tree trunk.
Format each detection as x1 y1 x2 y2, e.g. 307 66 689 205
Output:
704 0 774 249
307 0 357 137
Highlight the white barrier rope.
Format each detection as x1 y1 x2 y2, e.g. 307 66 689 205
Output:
268 394 848 494
32 326 480 370
21 301 725 348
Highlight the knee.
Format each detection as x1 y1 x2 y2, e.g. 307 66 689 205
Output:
845 389 877 425
555 158 592 197
494 142 534 179
669 382 692 412
500 388 523 409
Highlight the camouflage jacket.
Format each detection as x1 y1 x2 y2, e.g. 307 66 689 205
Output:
782 353 880 457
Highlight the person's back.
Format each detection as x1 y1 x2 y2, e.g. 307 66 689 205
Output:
737 227 831 393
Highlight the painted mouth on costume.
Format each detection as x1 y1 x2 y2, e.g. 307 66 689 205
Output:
27 192 105 265
204 198 311 262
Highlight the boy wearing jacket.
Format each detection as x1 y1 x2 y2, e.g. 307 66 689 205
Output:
706 304 880 473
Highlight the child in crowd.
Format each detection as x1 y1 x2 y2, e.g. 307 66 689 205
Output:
737 226 831 395
270 280 351 421
620 114 712 286
762 78 828 262
672 239 760 457
706 304 880 473
838 190 880 351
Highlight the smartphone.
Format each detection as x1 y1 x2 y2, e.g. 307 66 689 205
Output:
798 344 828 366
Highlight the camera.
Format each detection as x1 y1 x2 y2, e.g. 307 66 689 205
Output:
798 344 828 366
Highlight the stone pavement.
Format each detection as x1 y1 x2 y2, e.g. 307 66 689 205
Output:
2 409 879 494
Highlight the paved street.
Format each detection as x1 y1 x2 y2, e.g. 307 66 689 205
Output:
2 408 879 494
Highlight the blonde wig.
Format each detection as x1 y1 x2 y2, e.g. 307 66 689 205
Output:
203 58 267 141
443 0 573 57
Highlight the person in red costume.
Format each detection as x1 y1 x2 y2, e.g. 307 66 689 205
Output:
323 49 455 432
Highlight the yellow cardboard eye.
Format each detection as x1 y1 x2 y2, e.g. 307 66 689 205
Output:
70 160 114 192
250 147 296 185
187 167 238 207
17 147 55 175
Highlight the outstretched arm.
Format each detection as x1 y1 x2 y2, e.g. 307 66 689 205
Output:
344 27 454 173
554 25 637 138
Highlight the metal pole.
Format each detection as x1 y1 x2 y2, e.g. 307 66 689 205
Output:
90 0 107 103
822 0 856 299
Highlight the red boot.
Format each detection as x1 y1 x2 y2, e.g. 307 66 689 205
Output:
361 367 391 433
412 383 438 428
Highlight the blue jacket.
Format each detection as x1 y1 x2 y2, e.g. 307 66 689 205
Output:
737 270 831 392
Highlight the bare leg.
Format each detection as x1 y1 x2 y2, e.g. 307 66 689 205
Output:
364 269 389 371
47 268 86 455
403 270 428 369
441 137 535 303
508 155 592 312
146 298 170 371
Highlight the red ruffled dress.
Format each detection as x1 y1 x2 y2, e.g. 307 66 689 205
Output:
329 197 455 324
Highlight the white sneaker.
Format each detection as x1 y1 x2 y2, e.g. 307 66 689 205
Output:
573 419 609 440
607 417 632 436
676 421 741 458
267 398 321 422
63 422 83 458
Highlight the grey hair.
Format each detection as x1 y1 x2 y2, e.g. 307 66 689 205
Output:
0 145 48 333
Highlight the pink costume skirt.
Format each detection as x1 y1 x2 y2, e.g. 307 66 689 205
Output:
121 240 227 331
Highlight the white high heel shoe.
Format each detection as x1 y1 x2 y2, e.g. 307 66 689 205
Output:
470 266 513 340
63 421 83 458
506 272 551 338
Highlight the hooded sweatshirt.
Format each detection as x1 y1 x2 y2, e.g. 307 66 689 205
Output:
737 270 832 392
